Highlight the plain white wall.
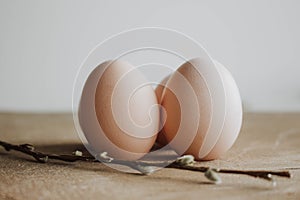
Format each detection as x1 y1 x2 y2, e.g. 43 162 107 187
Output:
0 0 299 112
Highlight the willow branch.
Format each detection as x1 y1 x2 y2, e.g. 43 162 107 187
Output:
0 140 291 183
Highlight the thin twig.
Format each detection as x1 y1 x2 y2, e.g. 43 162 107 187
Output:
167 163 291 181
0 140 292 182
0 140 96 162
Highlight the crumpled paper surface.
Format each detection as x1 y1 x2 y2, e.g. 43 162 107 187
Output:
0 113 299 200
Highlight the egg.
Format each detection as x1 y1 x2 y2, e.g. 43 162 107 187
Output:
160 58 243 160
78 60 159 160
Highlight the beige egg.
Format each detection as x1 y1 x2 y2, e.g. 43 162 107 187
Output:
161 58 242 160
79 60 159 160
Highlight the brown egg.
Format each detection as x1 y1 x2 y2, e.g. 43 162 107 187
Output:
79 60 159 160
160 58 242 160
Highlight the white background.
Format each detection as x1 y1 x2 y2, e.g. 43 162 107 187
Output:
0 0 299 112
